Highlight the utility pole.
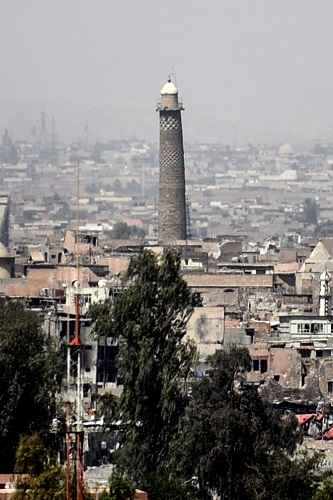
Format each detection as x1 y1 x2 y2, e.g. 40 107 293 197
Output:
66 156 85 500
66 416 72 500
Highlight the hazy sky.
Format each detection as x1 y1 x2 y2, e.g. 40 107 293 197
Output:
2 0 333 145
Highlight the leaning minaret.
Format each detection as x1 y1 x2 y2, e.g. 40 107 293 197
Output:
157 78 187 243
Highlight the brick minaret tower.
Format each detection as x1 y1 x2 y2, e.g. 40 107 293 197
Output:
157 78 187 243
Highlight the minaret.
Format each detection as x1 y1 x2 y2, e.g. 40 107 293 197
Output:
157 78 187 243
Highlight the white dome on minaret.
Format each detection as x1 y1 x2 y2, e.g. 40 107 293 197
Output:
160 79 178 96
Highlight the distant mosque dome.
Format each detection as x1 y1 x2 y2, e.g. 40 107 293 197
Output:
160 79 178 96
278 143 294 157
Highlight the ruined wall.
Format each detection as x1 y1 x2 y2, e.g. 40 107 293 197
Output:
100 256 130 275
186 306 224 361
296 272 316 295
219 240 242 262
319 359 333 398
270 348 302 387
247 345 302 388
191 287 239 308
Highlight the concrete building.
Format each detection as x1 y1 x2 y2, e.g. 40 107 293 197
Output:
157 79 187 243
0 243 14 279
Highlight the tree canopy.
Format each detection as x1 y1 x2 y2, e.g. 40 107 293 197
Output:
92 250 199 481
12 432 65 500
15 434 48 476
304 198 319 226
98 472 135 500
13 465 65 500
0 300 63 471
171 347 322 500
111 222 145 240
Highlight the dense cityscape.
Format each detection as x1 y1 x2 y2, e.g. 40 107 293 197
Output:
4 2 333 500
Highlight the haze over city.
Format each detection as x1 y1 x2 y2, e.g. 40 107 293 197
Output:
2 0 333 145
4 2 333 499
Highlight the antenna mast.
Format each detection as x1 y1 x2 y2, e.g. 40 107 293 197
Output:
66 153 84 500
75 155 84 500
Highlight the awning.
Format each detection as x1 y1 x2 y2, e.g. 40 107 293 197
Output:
296 414 316 426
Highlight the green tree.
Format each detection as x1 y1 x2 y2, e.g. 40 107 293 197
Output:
109 472 135 500
13 433 66 500
304 198 319 225
93 250 199 481
15 434 48 476
13 465 65 500
90 300 114 339
96 391 119 430
172 347 321 500
111 222 145 239
313 475 333 500
142 472 199 500
97 472 135 500
0 300 63 470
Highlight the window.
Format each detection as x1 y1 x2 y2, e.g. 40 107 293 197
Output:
260 359 268 373
316 350 323 358
301 358 308 387
297 324 307 334
301 374 306 387
253 359 260 371
297 322 322 334
97 345 119 384
252 359 267 373
299 349 311 358
328 381 333 394
83 345 92 372
83 384 90 397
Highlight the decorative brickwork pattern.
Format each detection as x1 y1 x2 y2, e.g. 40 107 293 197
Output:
160 114 181 131
159 142 183 171
158 108 187 243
